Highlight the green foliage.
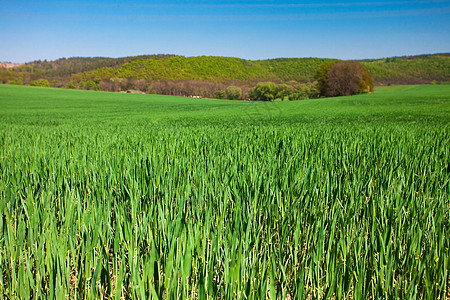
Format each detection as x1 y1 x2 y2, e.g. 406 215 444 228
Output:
85 80 99 91
247 82 319 101
8 77 23 85
67 81 76 89
29 79 51 87
247 81 279 101
213 89 225 99
0 84 449 298
274 83 294 100
361 54 450 84
225 86 242 100
294 82 320 99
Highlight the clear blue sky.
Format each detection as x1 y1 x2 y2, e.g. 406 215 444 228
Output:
1 0 449 62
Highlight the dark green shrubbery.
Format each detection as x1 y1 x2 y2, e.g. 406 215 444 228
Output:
247 81 319 101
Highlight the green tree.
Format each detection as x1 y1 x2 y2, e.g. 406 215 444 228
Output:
247 82 279 101
291 82 320 100
274 84 294 100
225 86 242 100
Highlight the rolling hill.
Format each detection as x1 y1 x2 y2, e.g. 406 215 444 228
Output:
1 53 448 97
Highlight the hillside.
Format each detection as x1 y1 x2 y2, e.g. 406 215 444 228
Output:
361 54 450 84
72 56 336 83
1 53 448 97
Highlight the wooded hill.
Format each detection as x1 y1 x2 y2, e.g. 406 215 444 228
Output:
1 53 448 98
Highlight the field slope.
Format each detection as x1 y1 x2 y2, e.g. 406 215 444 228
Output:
0 85 449 298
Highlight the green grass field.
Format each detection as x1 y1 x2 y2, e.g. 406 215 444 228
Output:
0 85 449 299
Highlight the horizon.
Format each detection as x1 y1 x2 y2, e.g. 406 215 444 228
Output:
1 0 450 63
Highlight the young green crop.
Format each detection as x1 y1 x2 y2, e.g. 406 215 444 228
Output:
0 85 449 298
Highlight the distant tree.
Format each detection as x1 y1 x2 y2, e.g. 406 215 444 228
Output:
122 78 137 91
315 60 374 97
135 79 148 92
359 67 374 93
85 80 99 91
225 86 242 100
274 84 294 100
247 82 278 101
314 62 335 96
291 82 320 100
29 79 51 87
214 90 225 99
99 79 114 91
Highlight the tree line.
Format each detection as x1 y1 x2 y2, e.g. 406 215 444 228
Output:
13 61 373 100
0 54 448 100
68 78 320 101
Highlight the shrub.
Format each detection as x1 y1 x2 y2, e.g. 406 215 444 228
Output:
214 90 225 99
8 77 24 85
29 79 51 87
247 82 320 101
67 81 77 89
225 86 242 100
86 80 100 91
292 82 320 100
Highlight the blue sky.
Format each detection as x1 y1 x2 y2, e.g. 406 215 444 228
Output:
1 0 449 62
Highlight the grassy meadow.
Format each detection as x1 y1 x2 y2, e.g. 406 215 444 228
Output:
0 84 449 299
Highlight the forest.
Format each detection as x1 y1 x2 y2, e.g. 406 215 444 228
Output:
0 53 449 99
